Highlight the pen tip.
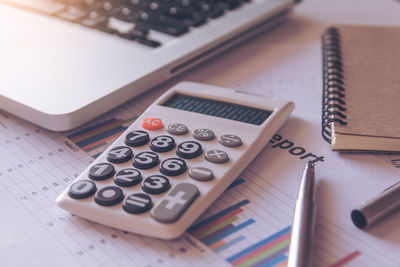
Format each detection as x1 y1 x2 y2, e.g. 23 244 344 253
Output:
299 161 316 198
306 161 315 169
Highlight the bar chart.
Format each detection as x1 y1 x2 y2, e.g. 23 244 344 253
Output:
66 116 137 158
188 169 364 267
188 197 292 267
388 154 400 168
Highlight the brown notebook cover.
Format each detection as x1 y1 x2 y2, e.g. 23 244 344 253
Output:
321 25 400 152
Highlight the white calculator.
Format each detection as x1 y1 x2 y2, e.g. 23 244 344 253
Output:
56 82 294 239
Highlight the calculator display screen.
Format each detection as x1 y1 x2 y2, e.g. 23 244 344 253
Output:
162 94 272 125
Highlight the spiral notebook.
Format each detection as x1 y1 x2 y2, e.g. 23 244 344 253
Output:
321 25 400 152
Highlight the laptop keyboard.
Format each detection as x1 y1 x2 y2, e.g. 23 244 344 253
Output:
2 0 252 47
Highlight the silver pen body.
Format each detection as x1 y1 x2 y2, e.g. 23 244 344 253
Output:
288 161 317 267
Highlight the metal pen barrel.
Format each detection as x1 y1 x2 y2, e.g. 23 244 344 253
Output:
288 161 316 267
351 181 400 229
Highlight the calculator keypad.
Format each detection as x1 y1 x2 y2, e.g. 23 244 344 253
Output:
125 130 150 147
114 168 142 187
167 123 188 135
205 149 229 163
176 141 203 159
141 118 163 130
219 134 242 147
189 167 214 181
133 151 160 169
142 175 170 194
68 119 243 225
150 135 176 152
123 193 153 214
95 186 124 206
151 183 199 223
69 180 97 199
107 146 133 163
160 158 187 176
192 128 215 141
88 163 115 181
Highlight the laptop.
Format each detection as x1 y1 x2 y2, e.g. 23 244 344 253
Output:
0 0 299 131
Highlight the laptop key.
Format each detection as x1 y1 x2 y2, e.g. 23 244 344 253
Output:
146 1 167 12
137 38 161 48
107 17 135 34
130 27 150 39
137 13 188 36
100 0 122 15
94 22 117 34
127 0 145 7
206 7 224 18
118 32 136 40
113 5 140 22
167 6 207 27
218 0 241 10
80 10 107 27
187 11 207 26
209 1 231 11
57 5 88 21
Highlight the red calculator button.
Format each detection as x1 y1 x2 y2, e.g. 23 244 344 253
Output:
141 118 163 130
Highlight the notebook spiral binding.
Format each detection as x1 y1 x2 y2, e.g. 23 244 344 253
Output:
321 27 347 143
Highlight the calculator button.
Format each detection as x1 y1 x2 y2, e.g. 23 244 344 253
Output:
219 134 242 147
123 193 152 214
151 183 199 223
107 146 133 163
114 168 142 187
133 151 160 169
167 123 188 135
150 135 176 152
142 175 170 194
189 167 214 181
192 128 215 141
176 141 203 159
160 158 187 176
205 149 229 163
141 118 163 130
88 163 115 181
68 180 97 199
125 130 150 147
95 186 124 206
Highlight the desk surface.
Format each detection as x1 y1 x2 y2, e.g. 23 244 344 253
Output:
1 0 400 266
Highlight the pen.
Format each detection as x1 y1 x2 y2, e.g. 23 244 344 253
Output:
288 161 317 267
351 181 400 229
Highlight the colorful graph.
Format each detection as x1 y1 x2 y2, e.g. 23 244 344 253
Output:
189 176 361 267
189 199 253 249
188 198 289 267
227 226 290 267
188 197 290 267
388 153 400 168
227 178 246 190
329 250 361 267
66 116 137 158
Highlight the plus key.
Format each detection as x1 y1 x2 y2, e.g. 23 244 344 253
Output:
151 183 199 223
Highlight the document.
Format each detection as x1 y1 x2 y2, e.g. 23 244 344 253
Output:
2 76 400 267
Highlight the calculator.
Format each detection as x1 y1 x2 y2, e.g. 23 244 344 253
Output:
56 82 294 239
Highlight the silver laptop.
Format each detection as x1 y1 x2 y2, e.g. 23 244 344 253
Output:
0 0 298 131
